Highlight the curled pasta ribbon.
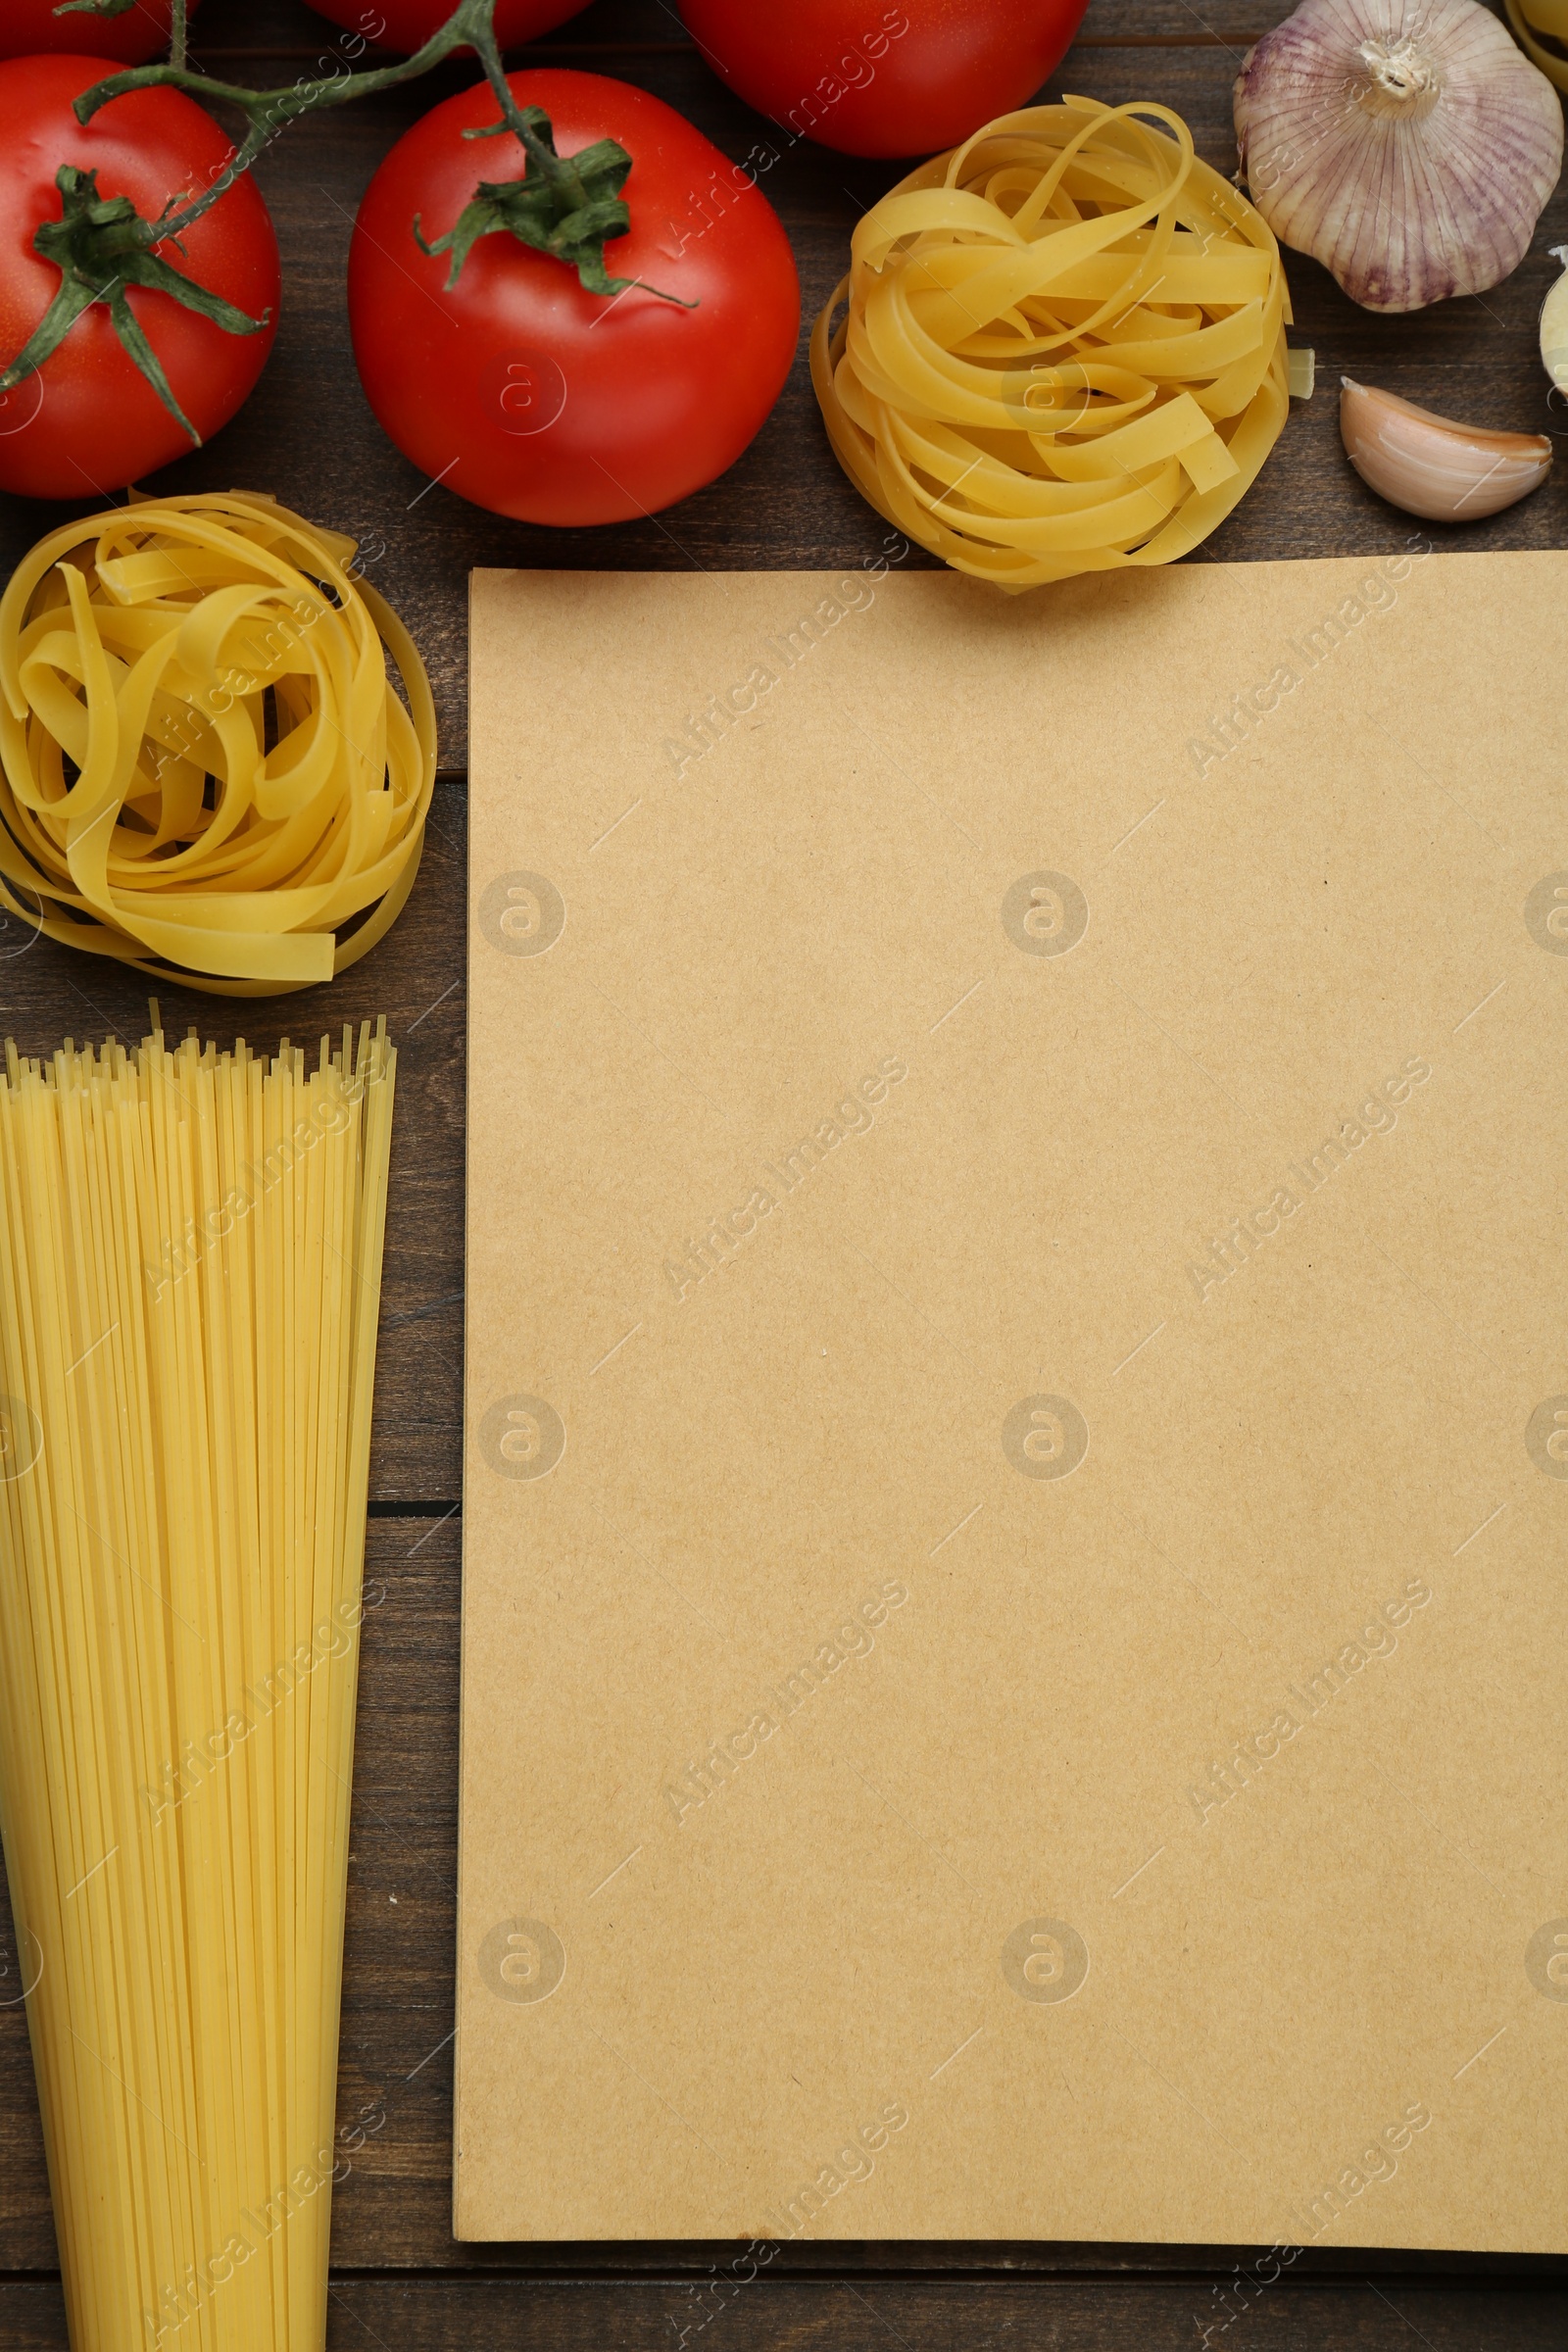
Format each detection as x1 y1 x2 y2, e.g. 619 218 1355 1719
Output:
810 97 1295 590
1506 0 1568 91
0 490 436 993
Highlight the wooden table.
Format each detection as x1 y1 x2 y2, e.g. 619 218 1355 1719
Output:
1 1 1565 2341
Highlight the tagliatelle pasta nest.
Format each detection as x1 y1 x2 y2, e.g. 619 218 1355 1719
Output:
810 98 1301 590
0 490 436 993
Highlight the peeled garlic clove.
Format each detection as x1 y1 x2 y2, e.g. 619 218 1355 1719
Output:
1541 246 1568 394
1235 0 1563 313
1340 378 1551 519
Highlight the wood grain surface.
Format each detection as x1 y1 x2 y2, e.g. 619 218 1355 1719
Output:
1 0 1565 2342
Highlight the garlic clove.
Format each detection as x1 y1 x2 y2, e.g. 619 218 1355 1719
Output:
1340 377 1552 520
1235 0 1563 313
1541 246 1568 395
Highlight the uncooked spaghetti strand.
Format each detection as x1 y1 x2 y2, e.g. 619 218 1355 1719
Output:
0 1020 396 2352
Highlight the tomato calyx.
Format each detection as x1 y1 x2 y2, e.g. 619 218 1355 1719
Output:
0 166 270 444
414 100 696 306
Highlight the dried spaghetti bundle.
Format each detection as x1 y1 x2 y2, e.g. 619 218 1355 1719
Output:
0 1019 394 2352
0 493 435 993
811 97 1300 589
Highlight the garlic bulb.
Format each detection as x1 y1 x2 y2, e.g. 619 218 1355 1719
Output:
1235 0 1563 312
1340 378 1552 518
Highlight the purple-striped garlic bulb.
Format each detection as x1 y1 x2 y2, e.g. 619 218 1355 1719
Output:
1234 0 1563 312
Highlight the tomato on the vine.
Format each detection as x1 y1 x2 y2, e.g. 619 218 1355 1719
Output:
678 0 1091 157
304 0 584 53
0 1 203 65
348 69 800 526
0 56 278 500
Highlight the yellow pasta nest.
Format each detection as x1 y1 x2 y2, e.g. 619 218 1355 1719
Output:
0 491 435 993
811 97 1296 589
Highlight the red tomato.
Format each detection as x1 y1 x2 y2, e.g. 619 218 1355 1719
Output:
0 56 278 499
349 69 800 526
679 0 1090 157
303 0 584 52
0 1 202 64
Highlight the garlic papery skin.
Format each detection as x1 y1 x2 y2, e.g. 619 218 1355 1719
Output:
1340 378 1552 518
1235 0 1563 312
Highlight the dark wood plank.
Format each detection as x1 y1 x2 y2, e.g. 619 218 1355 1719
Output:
188 0 721 54
188 1 1302 58
4 2268 1568 2349
317 2275 1568 2348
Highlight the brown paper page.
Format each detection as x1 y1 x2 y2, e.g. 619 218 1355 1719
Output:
459 555 1567 2251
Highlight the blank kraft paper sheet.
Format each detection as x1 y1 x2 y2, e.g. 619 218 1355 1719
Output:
458 553 1568 2251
